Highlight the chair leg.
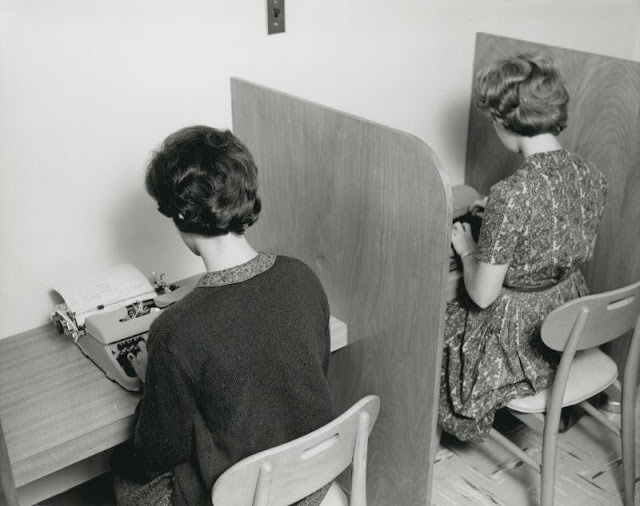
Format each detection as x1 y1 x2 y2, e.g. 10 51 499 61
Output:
510 411 546 434
578 401 620 436
621 318 640 506
487 428 540 472
621 385 637 506
541 398 565 506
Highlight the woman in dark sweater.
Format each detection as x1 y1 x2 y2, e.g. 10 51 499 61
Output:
111 126 334 505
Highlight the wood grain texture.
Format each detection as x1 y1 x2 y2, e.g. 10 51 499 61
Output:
0 318 348 494
231 78 452 506
0 326 140 487
465 33 640 374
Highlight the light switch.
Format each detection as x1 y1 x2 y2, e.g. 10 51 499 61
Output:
267 0 285 35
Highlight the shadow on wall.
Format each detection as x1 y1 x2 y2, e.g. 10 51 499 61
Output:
107 186 197 280
441 95 473 180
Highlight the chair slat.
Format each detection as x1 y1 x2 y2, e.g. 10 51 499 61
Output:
541 280 640 351
212 395 380 506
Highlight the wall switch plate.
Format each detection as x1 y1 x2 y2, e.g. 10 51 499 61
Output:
267 0 285 35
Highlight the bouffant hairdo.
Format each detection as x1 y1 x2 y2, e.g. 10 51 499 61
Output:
474 53 569 136
145 126 261 236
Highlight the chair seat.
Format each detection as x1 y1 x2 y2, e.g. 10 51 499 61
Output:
319 482 349 506
506 349 618 413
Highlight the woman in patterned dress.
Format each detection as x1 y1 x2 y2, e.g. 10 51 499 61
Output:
438 53 608 441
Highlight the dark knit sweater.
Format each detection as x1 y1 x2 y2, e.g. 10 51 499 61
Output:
111 254 334 505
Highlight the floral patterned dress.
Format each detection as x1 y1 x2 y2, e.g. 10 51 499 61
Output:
439 149 607 441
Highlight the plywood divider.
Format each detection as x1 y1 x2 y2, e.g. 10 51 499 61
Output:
466 33 640 380
232 78 452 506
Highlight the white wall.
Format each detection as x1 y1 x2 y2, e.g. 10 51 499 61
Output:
1 0 639 338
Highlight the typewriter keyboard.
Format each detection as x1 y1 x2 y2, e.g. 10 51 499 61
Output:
110 333 148 378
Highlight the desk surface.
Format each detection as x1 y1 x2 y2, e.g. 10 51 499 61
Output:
0 325 139 487
0 316 349 490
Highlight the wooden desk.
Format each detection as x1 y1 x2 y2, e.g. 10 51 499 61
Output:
0 317 347 505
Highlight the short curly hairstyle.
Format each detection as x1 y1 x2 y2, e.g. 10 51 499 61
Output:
474 53 569 136
145 126 261 236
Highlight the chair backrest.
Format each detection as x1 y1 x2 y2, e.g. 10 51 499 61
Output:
211 395 380 506
541 280 640 352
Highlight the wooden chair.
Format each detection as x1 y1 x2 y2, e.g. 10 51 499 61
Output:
211 395 380 506
488 280 640 506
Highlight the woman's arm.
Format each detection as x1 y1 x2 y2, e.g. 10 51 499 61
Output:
133 342 198 472
460 255 508 308
451 221 508 308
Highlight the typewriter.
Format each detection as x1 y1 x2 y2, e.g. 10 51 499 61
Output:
51 264 200 391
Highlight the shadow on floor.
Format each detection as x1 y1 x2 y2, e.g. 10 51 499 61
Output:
39 473 116 506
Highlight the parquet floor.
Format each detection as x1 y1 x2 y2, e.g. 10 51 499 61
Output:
432 398 639 506
45 397 639 506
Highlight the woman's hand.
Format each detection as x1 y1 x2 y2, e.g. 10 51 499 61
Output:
452 222 508 308
127 340 148 383
451 221 476 258
470 196 489 217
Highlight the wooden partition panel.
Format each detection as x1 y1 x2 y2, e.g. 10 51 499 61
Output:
232 78 451 506
466 34 640 373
